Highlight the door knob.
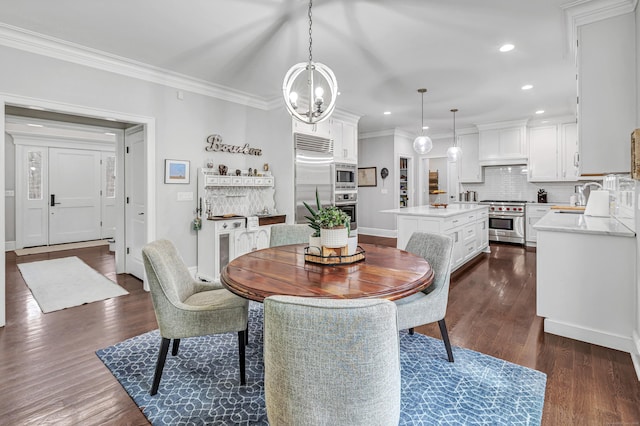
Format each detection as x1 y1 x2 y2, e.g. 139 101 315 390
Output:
50 194 61 206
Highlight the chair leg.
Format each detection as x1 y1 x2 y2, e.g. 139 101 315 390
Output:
438 319 454 362
238 331 246 385
409 327 415 335
245 324 249 346
171 338 180 356
151 337 171 395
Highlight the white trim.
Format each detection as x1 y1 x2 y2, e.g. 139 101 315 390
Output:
0 23 270 110
476 119 529 131
5 241 16 252
544 318 634 353
357 226 397 239
632 330 640 380
11 135 116 151
562 0 638 55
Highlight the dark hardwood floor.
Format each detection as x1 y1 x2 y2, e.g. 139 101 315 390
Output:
1 239 639 425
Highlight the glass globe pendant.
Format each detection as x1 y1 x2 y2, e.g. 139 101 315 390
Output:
413 88 433 155
446 108 462 162
282 0 338 124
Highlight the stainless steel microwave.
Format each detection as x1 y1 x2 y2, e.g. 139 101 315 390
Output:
335 163 356 190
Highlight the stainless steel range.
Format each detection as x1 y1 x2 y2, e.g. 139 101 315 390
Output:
479 200 527 245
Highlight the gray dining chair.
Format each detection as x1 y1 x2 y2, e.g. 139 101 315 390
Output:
394 231 455 362
263 295 401 426
269 223 311 247
142 239 249 395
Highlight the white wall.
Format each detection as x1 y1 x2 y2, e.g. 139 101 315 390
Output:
634 0 640 381
358 133 396 236
4 132 15 244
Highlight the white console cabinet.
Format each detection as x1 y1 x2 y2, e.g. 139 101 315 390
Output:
235 227 271 258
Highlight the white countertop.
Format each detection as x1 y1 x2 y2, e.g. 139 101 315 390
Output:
533 210 635 237
381 203 488 218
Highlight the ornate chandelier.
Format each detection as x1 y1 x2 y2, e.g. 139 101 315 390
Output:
282 0 338 124
446 108 462 162
413 88 433 155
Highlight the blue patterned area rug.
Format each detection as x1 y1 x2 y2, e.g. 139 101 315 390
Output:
96 302 546 425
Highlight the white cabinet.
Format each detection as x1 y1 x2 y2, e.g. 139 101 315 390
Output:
203 174 274 188
458 133 482 182
396 207 489 272
292 119 331 139
577 12 635 175
478 121 527 165
235 227 271 257
528 122 579 182
332 119 358 163
561 123 579 181
525 204 552 246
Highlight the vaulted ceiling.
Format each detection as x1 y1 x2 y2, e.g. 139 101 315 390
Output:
0 0 578 136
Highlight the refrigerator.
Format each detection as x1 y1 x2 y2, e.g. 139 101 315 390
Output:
294 140 334 224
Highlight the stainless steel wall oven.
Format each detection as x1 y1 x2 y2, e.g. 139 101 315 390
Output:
335 192 357 231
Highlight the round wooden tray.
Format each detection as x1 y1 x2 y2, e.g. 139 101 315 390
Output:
430 203 448 208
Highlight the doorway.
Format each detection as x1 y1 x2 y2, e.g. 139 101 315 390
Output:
1 95 157 327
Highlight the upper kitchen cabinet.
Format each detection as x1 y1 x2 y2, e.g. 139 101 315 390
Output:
577 12 636 175
477 120 527 166
458 131 482 182
331 119 358 163
528 120 578 182
292 119 332 139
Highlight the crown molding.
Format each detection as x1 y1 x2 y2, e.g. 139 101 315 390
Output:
0 23 271 110
562 0 638 55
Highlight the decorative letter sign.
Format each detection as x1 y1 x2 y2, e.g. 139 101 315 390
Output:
206 134 262 156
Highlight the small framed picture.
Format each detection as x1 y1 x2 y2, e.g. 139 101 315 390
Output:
358 167 377 187
164 159 190 184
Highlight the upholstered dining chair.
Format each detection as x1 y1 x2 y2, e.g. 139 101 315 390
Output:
269 223 311 247
394 231 455 362
142 239 249 396
263 295 401 426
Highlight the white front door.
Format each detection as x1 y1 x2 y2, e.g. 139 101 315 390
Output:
125 126 146 280
49 148 102 245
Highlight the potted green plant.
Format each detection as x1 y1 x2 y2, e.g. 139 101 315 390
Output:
303 189 323 253
316 205 350 248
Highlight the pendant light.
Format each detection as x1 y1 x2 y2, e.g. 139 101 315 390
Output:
282 0 338 124
413 88 433 155
446 108 462 162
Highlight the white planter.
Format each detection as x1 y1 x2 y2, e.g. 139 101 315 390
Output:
347 236 358 255
308 236 322 255
320 227 348 248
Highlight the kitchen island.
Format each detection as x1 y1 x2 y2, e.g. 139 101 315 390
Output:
381 204 490 271
534 210 636 352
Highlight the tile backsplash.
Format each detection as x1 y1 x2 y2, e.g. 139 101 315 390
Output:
461 165 577 203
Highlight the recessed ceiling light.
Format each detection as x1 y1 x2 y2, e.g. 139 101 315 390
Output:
104 132 116 136
383 111 391 115
105 117 117 121
535 110 545 115
521 84 533 90
27 123 43 127
499 43 515 52
422 126 429 130
28 106 45 111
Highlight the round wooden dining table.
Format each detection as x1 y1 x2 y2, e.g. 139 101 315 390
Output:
220 243 434 302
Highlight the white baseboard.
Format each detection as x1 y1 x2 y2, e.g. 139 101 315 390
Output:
357 227 397 239
544 318 633 353
5 241 15 252
632 330 640 381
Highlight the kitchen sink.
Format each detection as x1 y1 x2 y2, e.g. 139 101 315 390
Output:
555 210 583 214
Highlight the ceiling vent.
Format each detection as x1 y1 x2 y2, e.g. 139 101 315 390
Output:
294 133 333 154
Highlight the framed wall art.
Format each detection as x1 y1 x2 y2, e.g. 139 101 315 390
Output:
164 159 190 184
358 167 377 187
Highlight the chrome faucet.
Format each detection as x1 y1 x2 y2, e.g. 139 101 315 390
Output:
576 182 603 206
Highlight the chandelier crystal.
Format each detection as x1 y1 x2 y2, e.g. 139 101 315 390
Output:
413 88 433 155
446 108 462 162
282 0 338 124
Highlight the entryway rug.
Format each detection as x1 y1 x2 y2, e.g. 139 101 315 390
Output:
14 239 109 256
97 303 546 425
18 256 128 313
